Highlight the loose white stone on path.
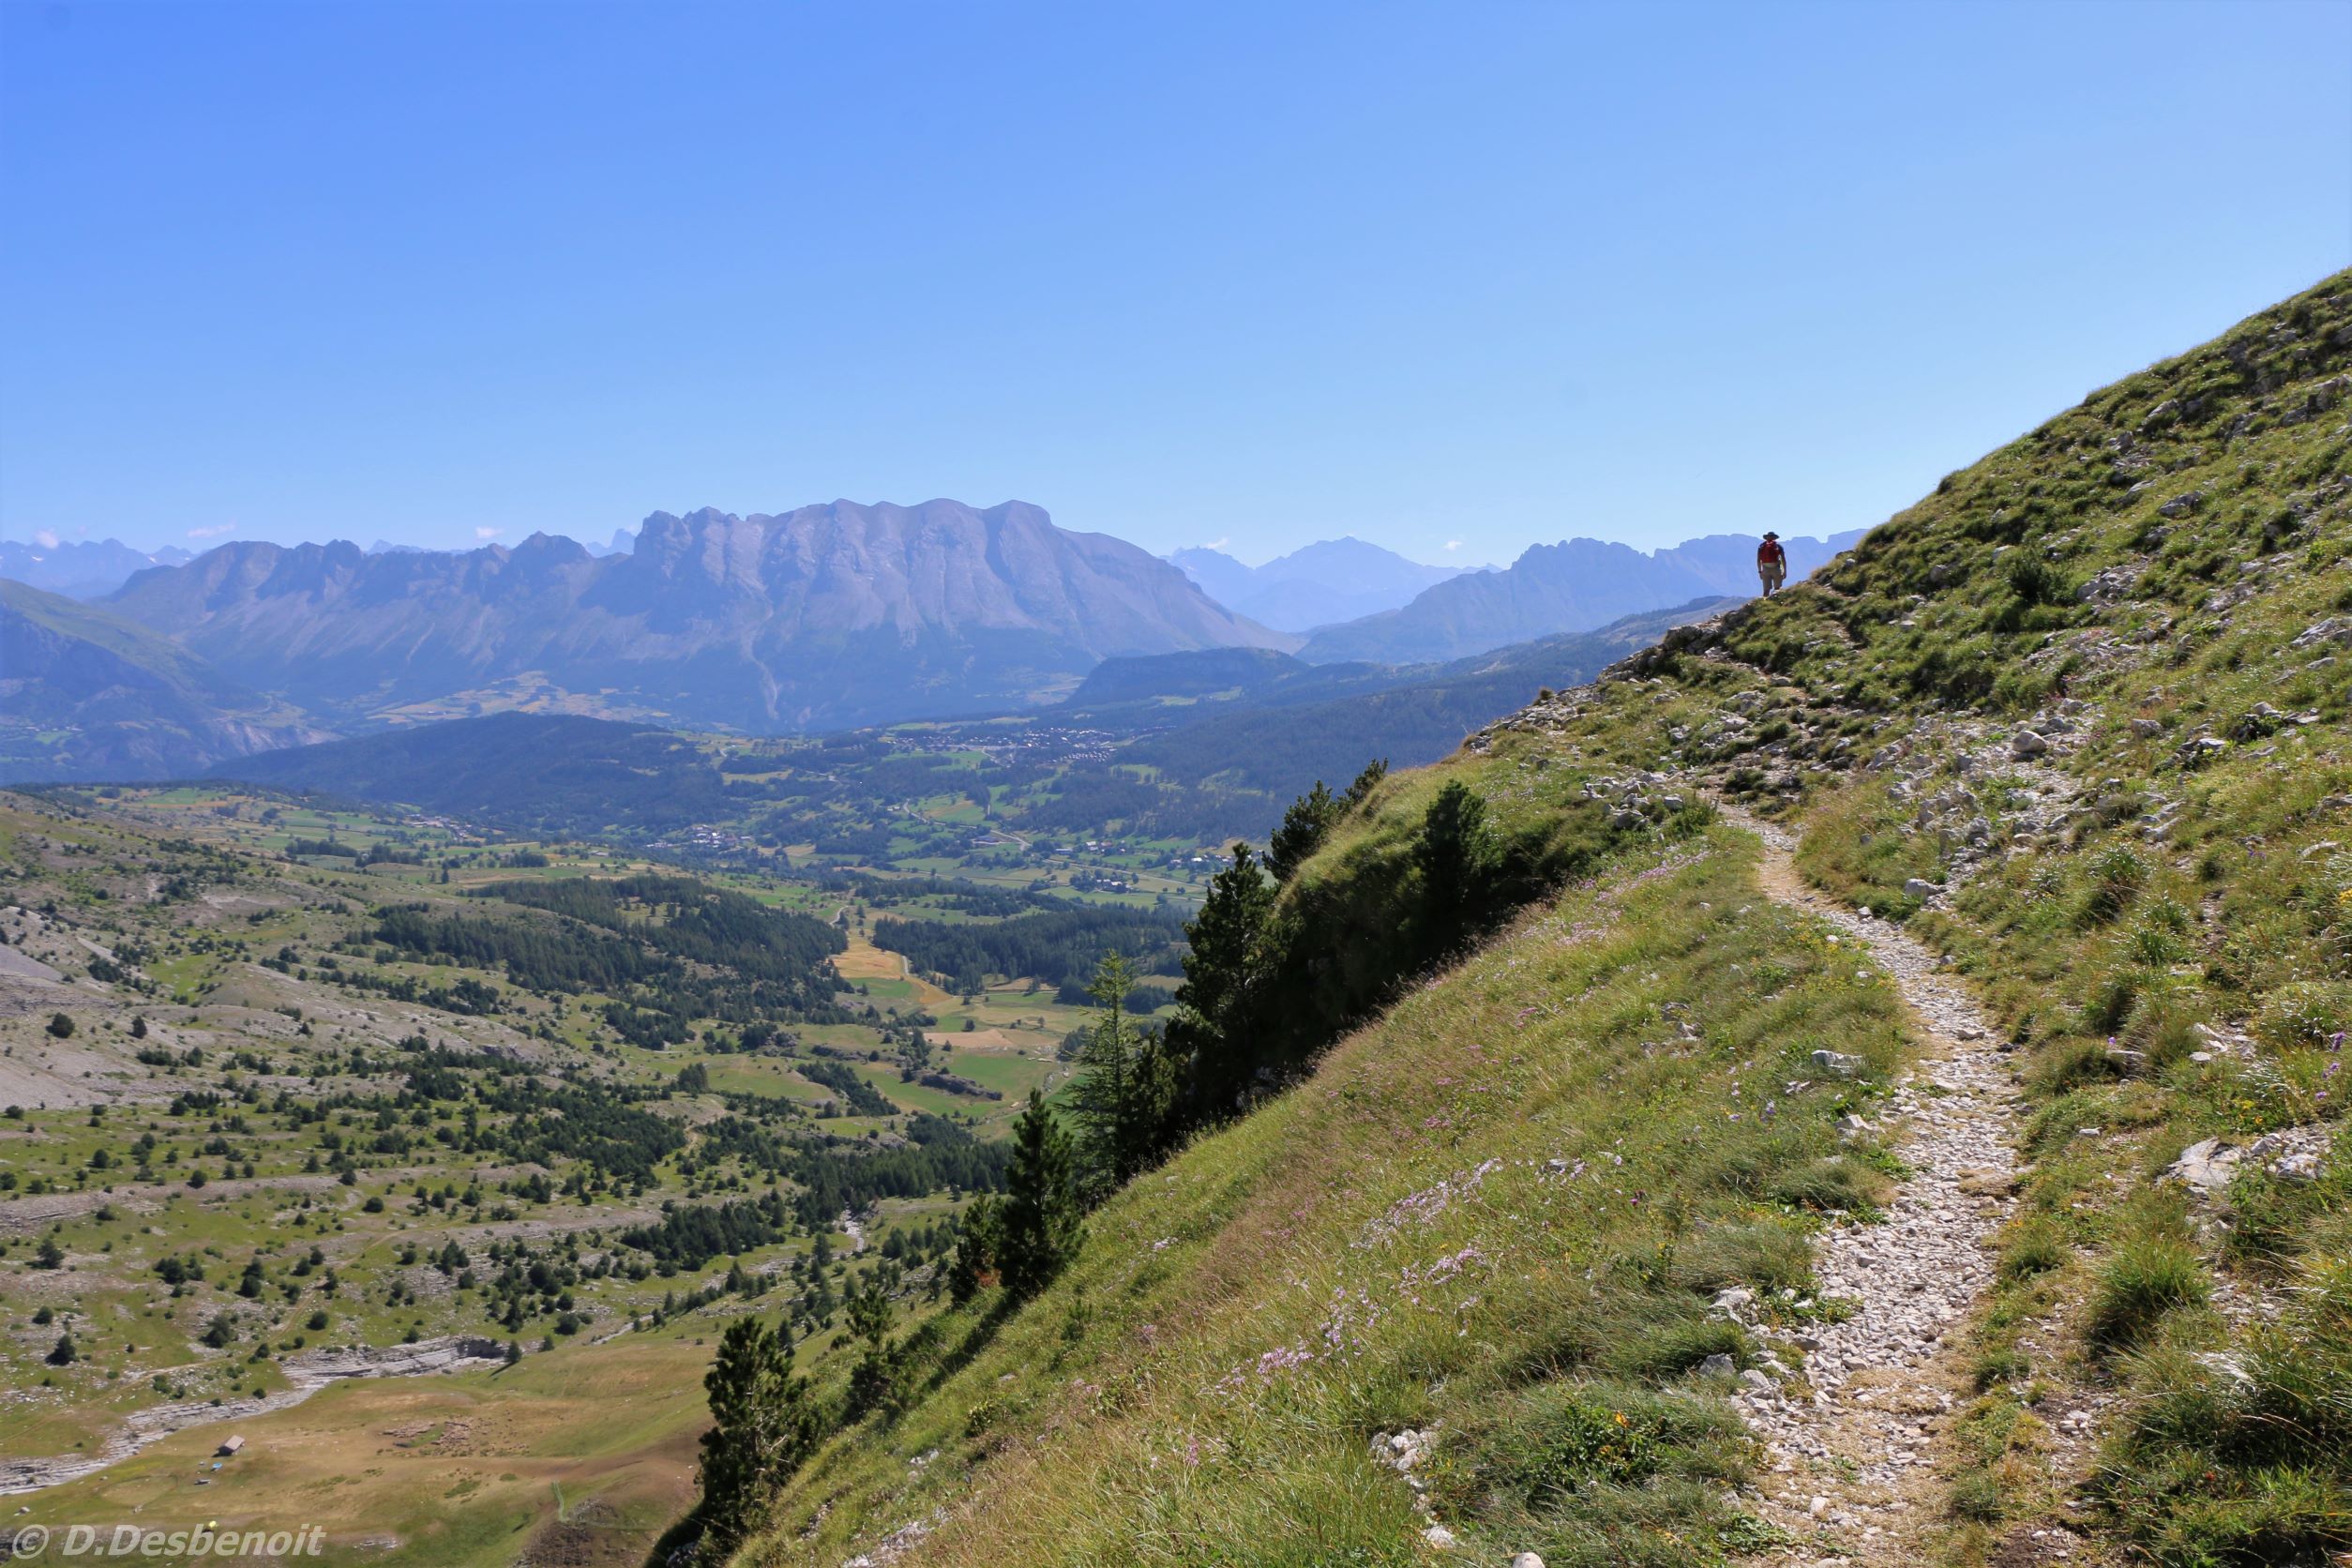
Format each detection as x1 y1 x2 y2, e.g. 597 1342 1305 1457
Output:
1724 808 2025 1565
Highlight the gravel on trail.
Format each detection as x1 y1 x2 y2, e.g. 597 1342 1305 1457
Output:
1724 809 2034 1566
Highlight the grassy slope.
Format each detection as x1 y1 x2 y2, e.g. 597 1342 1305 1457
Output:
741 271 2352 1567
748 822 1903 1568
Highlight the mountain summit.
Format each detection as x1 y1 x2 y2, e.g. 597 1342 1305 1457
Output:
102 499 1289 733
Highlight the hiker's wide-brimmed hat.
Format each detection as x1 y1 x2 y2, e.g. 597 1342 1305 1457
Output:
1762 531 1780 539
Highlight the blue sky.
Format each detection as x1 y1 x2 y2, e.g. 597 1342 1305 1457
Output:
2 1 2346 566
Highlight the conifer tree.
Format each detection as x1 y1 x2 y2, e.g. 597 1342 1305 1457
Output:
996 1091 1082 1300
1166 844 1275 1120
1415 779 1497 956
1265 780 1339 883
1069 953 1179 1199
949 1194 1000 1304
843 1270 897 1416
697 1315 820 1555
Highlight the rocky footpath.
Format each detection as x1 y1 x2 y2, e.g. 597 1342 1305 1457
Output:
1721 810 2028 1566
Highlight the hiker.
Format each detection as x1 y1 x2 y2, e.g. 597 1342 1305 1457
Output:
1756 532 1787 596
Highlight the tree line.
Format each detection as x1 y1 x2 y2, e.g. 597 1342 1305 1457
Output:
868 905 1186 999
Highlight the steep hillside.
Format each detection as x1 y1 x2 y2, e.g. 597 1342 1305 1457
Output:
103 501 1290 734
724 273 2352 1568
0 580 330 780
1301 529 1865 665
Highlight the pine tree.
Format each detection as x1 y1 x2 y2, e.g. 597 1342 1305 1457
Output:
1415 779 1497 957
997 1091 1082 1300
949 1194 1000 1304
1265 780 1339 883
1165 844 1275 1120
843 1270 897 1417
1341 758 1389 812
697 1315 820 1555
1070 953 1176 1199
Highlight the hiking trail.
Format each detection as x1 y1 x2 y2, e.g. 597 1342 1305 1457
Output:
1723 807 2036 1565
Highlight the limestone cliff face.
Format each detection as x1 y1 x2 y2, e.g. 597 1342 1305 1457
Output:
100 500 1292 732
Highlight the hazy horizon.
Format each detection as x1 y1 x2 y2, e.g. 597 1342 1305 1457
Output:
4 505 1889 578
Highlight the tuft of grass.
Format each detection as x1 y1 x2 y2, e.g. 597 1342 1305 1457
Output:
1948 1467 2007 1522
2074 845 2148 927
2004 553 2073 609
2100 1258 2352 1563
2087 1236 2209 1350
1998 1217 2071 1283
1968 1345 2031 1392
1765 1154 1891 1214
1421 1380 1757 1568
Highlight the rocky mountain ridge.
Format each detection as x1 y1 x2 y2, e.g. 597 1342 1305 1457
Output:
98 499 1289 735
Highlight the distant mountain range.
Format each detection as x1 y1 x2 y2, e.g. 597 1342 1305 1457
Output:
1167 537 1475 632
364 528 638 558
95 500 1288 738
0 536 193 599
8 521 644 597
3 502 1878 783
1296 529 1866 663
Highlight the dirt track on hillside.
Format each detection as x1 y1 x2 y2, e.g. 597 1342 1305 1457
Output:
1724 808 2033 1566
